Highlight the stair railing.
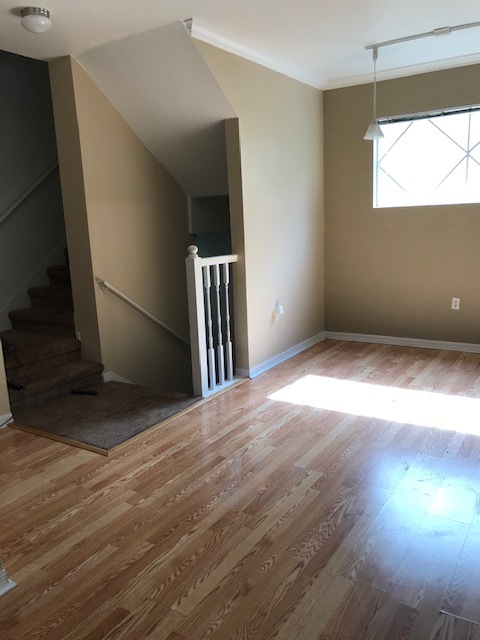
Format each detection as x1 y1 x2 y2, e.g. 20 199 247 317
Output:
0 162 59 226
185 245 239 397
95 278 190 346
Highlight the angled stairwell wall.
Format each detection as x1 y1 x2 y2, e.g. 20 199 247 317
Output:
72 22 250 380
50 57 193 393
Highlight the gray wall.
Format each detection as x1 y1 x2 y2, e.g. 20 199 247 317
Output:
0 50 66 331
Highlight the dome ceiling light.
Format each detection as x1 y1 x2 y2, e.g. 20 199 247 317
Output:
21 7 52 34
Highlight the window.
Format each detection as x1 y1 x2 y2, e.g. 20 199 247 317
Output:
374 107 480 208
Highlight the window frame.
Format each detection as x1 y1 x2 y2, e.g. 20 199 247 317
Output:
373 104 480 209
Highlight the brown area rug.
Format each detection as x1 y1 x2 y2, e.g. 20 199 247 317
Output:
12 381 200 454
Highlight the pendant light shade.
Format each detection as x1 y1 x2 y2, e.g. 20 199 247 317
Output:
21 7 52 34
364 118 384 140
364 46 384 140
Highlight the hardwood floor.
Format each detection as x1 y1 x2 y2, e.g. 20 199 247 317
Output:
2 339 480 639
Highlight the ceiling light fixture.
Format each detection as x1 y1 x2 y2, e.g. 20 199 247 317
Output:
364 47 384 141
364 19 480 141
21 7 52 34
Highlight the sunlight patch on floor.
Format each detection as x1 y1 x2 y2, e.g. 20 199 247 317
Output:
268 375 480 435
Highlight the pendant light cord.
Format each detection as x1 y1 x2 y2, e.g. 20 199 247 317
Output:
372 47 378 119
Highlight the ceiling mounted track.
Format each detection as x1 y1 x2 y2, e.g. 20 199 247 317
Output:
365 20 480 51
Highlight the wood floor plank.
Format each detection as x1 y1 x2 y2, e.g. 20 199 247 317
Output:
339 487 433 589
66 607 131 640
360 592 418 640
441 530 480 623
173 471 322 623
389 514 469 610
73 598 173 640
2 340 480 640
270 572 353 640
427 611 479 640
317 581 386 639
428 460 480 525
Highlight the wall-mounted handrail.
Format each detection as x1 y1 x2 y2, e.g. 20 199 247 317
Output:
95 277 190 347
0 161 59 226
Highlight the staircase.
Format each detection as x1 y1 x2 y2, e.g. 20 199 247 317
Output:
1 259 104 413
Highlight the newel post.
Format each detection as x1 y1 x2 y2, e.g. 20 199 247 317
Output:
185 245 208 396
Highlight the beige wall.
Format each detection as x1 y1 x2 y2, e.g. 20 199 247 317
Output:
224 118 249 372
50 57 192 391
50 57 102 362
197 43 325 372
325 64 480 343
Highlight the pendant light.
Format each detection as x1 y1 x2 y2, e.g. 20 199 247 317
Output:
364 46 384 140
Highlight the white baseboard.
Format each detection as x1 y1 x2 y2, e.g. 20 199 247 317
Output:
0 413 13 429
102 371 134 384
247 332 327 379
0 578 16 596
325 331 480 354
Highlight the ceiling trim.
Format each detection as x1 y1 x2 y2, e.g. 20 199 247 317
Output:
325 51 480 90
190 18 326 89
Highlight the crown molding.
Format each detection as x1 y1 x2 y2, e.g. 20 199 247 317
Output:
190 19 326 89
324 52 480 89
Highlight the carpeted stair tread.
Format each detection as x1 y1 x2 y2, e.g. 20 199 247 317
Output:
47 265 71 287
9 360 104 410
28 285 73 310
0 329 80 376
4 257 107 414
9 307 74 326
9 307 75 338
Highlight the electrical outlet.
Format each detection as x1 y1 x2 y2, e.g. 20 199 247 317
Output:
451 298 460 310
273 303 285 323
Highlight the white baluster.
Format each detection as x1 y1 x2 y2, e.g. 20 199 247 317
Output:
186 245 239 397
185 245 208 396
213 264 225 385
203 265 217 389
223 262 234 381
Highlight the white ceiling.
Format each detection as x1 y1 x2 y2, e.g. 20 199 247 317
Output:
1 0 480 89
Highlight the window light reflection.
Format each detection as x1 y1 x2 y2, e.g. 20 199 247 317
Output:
268 375 480 435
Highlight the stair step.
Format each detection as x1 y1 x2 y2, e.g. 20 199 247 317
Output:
3 256 107 414
1 330 80 378
9 307 75 339
47 265 71 287
9 360 104 412
28 285 73 311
